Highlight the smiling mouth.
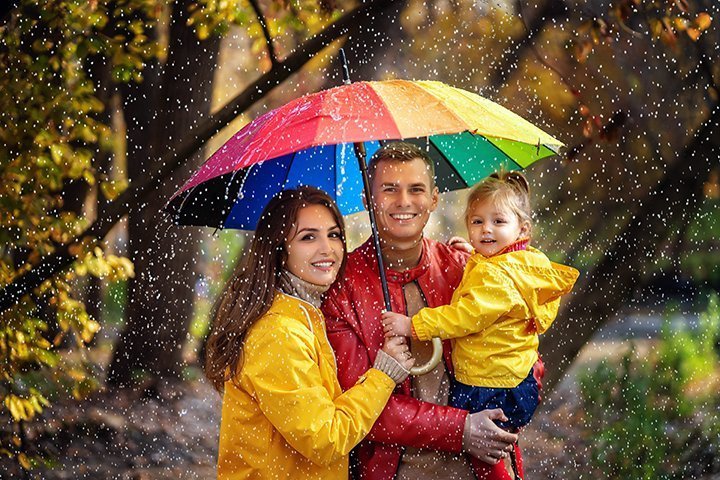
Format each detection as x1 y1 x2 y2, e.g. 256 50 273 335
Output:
311 260 335 269
480 239 496 244
390 213 418 221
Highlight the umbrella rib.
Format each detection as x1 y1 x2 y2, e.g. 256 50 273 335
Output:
429 136 469 188
481 137 527 170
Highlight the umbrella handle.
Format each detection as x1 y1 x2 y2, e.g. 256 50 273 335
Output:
409 337 443 376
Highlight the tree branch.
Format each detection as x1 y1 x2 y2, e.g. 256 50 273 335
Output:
248 0 278 66
486 0 568 89
0 0 397 313
541 104 720 391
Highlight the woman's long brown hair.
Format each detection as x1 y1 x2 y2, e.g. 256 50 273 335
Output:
204 186 347 392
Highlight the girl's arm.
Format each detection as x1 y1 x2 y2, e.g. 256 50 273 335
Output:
412 264 527 341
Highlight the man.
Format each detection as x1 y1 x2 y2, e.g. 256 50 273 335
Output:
322 142 525 480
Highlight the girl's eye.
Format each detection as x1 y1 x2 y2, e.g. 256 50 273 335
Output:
300 234 315 241
329 231 341 239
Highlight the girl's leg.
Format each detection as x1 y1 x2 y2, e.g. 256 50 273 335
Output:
468 455 513 480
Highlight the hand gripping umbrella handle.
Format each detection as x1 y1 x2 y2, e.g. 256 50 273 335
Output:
409 337 443 376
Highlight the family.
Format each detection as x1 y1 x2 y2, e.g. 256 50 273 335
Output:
204 142 579 479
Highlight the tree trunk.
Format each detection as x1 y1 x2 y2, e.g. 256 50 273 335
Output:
540 105 720 390
107 0 220 386
0 0 405 316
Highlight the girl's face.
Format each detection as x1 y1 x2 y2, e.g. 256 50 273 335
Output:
285 204 344 286
466 197 528 257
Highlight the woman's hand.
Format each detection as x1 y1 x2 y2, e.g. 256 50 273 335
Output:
381 336 415 371
381 311 413 337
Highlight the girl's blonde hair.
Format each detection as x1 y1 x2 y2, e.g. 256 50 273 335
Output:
465 170 533 235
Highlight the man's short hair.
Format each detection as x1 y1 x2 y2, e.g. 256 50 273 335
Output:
367 141 436 188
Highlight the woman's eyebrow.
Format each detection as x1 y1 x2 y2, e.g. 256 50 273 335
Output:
295 227 319 234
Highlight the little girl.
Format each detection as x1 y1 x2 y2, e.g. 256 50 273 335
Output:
382 171 579 476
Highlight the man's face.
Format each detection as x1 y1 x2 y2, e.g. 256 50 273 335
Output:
369 157 439 246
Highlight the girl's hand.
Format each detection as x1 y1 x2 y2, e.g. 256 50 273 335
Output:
381 336 415 371
447 236 473 253
381 311 413 337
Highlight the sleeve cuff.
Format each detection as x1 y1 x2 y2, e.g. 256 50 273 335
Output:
373 349 410 384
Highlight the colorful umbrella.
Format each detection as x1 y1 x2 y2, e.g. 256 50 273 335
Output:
165 79 562 230
166 74 563 376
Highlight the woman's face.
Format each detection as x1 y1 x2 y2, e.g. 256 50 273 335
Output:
285 204 344 286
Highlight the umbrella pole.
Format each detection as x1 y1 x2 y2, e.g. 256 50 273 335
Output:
341 51 442 376
354 142 393 312
341 49 391 311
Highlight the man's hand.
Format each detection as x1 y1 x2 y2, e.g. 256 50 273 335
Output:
447 236 473 253
381 311 413 337
462 409 518 464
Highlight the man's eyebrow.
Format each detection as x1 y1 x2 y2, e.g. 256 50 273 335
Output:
380 182 428 187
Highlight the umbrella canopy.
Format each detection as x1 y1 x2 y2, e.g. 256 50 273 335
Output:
166 80 562 230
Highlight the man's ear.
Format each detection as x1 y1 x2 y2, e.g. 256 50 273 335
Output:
429 186 439 212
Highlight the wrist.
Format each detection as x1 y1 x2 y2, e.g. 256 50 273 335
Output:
373 349 410 384
462 414 472 451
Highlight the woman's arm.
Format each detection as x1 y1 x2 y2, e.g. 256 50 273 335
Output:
242 319 396 467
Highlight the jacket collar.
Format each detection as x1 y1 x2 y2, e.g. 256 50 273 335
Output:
486 238 531 257
357 237 431 285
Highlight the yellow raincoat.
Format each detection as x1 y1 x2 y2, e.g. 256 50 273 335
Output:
412 247 579 388
217 292 396 479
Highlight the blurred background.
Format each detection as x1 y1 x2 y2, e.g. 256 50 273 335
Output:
1 0 718 478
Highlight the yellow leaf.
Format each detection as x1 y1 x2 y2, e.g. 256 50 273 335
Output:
100 179 128 201
18 453 30 470
674 17 688 31
696 13 712 31
686 27 701 41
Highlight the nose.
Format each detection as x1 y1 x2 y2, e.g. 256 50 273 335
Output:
317 235 332 255
397 189 411 207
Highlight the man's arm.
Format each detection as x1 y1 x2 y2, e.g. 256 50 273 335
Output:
322 286 467 452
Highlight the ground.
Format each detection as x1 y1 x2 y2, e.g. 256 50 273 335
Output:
0 367 591 479
1 337 717 479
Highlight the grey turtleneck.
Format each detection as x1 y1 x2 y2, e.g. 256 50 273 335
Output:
278 269 409 384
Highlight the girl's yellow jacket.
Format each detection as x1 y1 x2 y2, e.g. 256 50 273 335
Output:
217 292 396 479
412 247 579 388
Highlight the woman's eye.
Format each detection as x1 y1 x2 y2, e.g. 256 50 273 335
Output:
300 234 315 241
329 231 341 238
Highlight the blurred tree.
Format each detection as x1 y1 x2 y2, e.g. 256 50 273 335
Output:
0 0 397 465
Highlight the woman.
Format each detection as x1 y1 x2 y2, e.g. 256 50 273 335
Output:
205 187 414 479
